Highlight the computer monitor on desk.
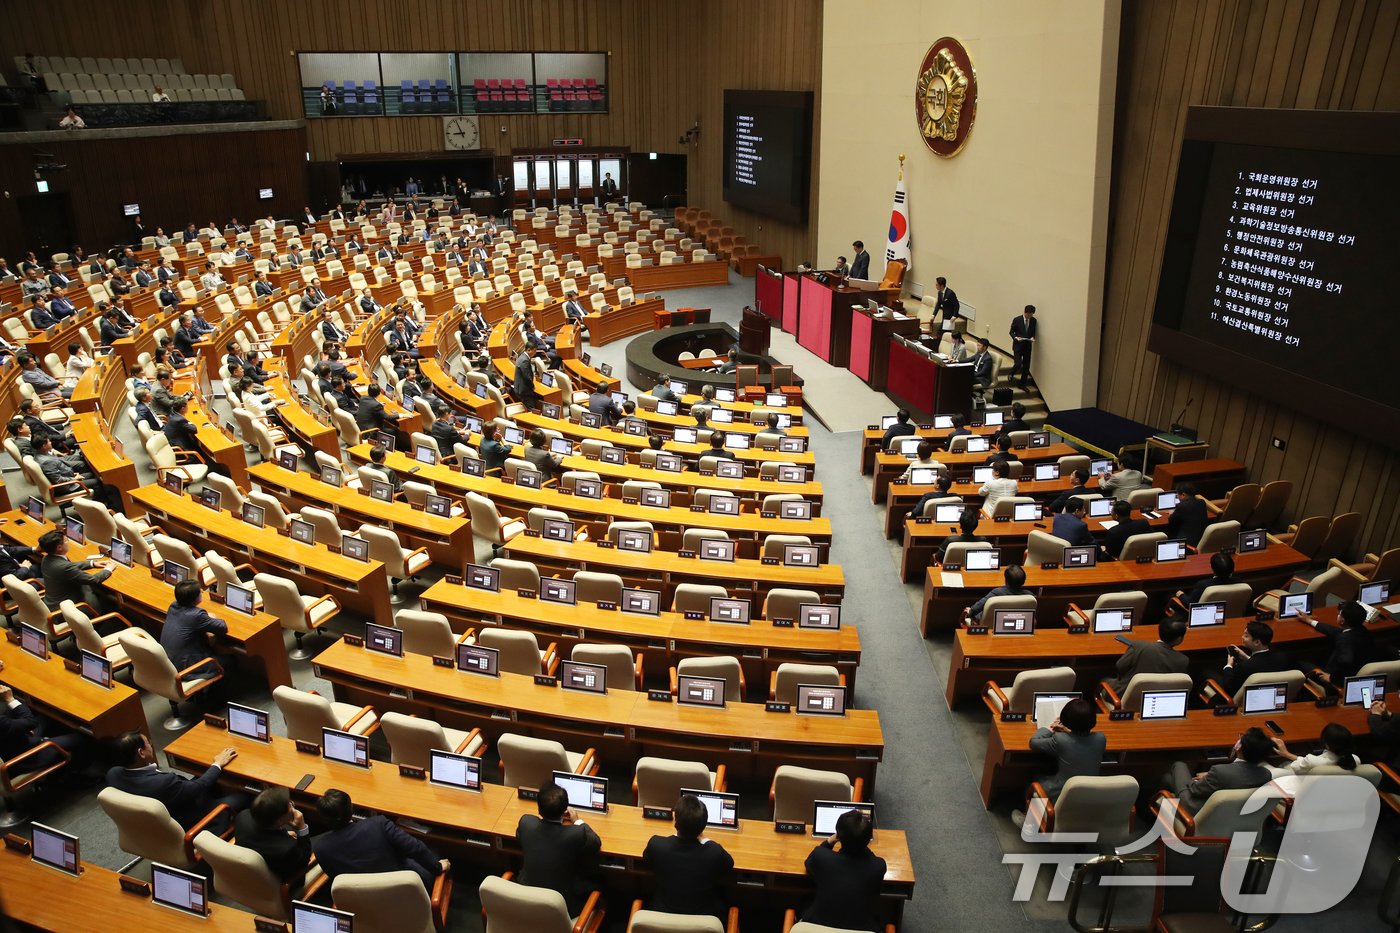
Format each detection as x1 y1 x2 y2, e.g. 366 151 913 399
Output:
1242 683 1288 714
1140 689 1189 720
677 674 727 708
430 750 482 791
1188 601 1226 628
1092 608 1133 634
812 800 875 837
552 771 609 813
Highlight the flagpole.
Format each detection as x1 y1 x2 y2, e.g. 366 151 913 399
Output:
898 153 905 181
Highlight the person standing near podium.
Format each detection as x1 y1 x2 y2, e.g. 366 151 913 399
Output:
849 241 870 280
1009 305 1037 389
933 277 960 327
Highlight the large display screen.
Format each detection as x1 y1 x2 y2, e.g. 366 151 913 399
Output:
1149 107 1400 439
722 90 813 223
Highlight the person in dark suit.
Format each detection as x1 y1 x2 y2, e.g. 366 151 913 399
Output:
1166 483 1210 549
312 788 448 891
932 275 960 324
1177 551 1244 609
27 295 58 330
1051 497 1095 547
428 407 468 453
642 793 733 919
1008 304 1037 389
983 435 1015 466
1048 470 1092 514
1205 620 1296 696
516 781 601 914
162 398 200 452
0 672 87 771
562 291 588 324
524 429 565 481
479 428 510 473
106 731 245 830
880 410 915 452
600 173 619 200
161 580 229 677
704 433 737 462
802 808 886 931
588 390 621 426
937 508 987 564
848 240 870 280
1101 499 1151 561
1013 698 1106 825
1104 618 1189 696
133 388 162 431
353 384 394 433
970 337 995 392
1294 601 1386 687
513 349 540 410
320 308 347 345
38 530 112 611
234 786 311 882
966 565 1032 622
1163 727 1274 816
651 375 677 403
998 402 1031 439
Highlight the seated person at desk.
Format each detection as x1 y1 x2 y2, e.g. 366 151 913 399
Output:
641 790 733 913
162 397 201 452
20 398 75 453
227 341 270 384
1175 551 1242 609
33 435 121 511
161 580 231 679
1203 620 1295 696
18 352 70 400
98 308 130 346
802 808 886 932
941 414 972 450
200 261 227 292
832 256 849 277
253 270 276 298
977 461 1018 516
1011 697 1106 827
1051 496 1095 547
717 349 739 375
901 440 943 480
943 330 969 362
938 508 987 564
313 788 449 892
910 473 960 524
704 432 737 462
1098 457 1144 501
588 388 622 425
880 409 914 451
651 374 678 403
0 665 91 773
0 543 39 581
524 429 565 481
1101 499 1151 561
762 412 787 438
1162 726 1273 817
366 445 401 491
1166 482 1210 547
327 376 358 412
970 337 995 392
106 730 245 831
235 786 312 882
1048 470 1092 515
480 428 510 473
1267 722 1359 778
1293 601 1390 687
562 290 588 325
964 564 1029 624
1103 618 1188 696
151 370 191 421
158 338 191 370
320 307 348 344
516 780 601 915
354 383 396 434
428 404 468 451
173 313 200 357
998 402 1031 438
690 384 717 421
984 435 1015 466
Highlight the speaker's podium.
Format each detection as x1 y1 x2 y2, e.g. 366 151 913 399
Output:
795 272 900 367
739 305 771 356
886 335 974 421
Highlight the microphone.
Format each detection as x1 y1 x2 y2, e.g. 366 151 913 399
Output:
1172 397 1194 433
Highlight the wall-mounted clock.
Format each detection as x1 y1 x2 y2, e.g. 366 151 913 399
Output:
443 115 480 151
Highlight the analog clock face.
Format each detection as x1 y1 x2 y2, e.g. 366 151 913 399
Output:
444 116 480 151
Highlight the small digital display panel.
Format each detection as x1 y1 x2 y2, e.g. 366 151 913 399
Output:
429 750 482 791
456 642 500 676
621 588 661 615
1140 690 1190 720
796 683 847 716
1063 546 1098 568
30 823 79 875
709 495 739 516
1092 608 1133 634
551 771 609 813
1188 601 1226 628
708 596 751 624
321 727 370 768
677 674 727 708
540 577 577 605
798 603 840 630
465 564 500 592
79 649 112 688
993 610 1035 635
783 545 819 567
151 863 209 917
812 801 874 837
227 702 270 742
1156 539 1187 562
559 659 607 694
1242 683 1289 714
365 622 403 657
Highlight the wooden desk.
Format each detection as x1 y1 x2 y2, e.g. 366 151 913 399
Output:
584 298 664 347
919 543 1309 636
419 578 862 697
0 638 148 738
849 307 921 392
946 605 1397 708
128 485 393 623
884 474 1107 541
859 423 1000 475
871 443 1078 503
0 848 256 931
70 413 141 514
313 639 884 790
246 461 472 567
885 341 974 423
0 510 293 691
513 410 817 469
261 360 340 460
501 534 846 605
163 728 915 913
1151 457 1248 497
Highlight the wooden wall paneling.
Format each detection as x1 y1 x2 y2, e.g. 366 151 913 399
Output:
1099 0 1400 556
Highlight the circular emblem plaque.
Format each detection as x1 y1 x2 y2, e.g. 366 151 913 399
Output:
915 37 977 157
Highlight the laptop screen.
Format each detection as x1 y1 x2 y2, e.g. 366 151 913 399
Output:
292 900 354 933
1344 674 1387 707
540 577 576 605
1156 491 1179 511
617 530 652 553
1063 546 1098 568
1188 601 1226 627
699 538 736 562
798 603 841 630
552 770 609 813
456 643 499 676
1092 608 1133 634
227 702 270 741
1279 592 1312 618
796 683 847 716
1361 581 1391 606
109 537 133 567
812 801 875 837
685 789 740 829
1087 498 1113 518
79 649 112 689
993 609 1035 635
1140 689 1190 720
1238 530 1267 553
151 863 209 917
30 823 79 875
677 674 726 708
784 545 819 568
322 727 370 767
964 549 999 571
708 596 751 624
559 659 607 694
365 622 403 657
1034 463 1059 481
621 588 661 615
1242 683 1289 714
1155 539 1187 562
465 563 499 591
429 750 482 791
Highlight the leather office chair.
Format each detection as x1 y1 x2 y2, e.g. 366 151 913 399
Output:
1275 514 1327 558
770 765 861 823
205 473 246 512
983 666 1076 715
672 656 745 702
526 507 571 532
989 495 1036 520
360 525 431 599
673 583 729 615
762 588 822 622
621 479 662 500
1126 487 1165 511
770 663 842 703
941 541 993 566
114 513 163 566
0 733 70 828
560 470 601 494
22 455 86 517
1200 669 1310 707
629 903 733 933
477 627 558 677
334 869 452 933
1196 520 1241 554
1118 531 1167 561
202 549 260 605
143 433 209 485
395 609 459 658
1314 512 1362 564
151 533 217 587
1098 672 1193 713
1254 565 1355 615
1192 582 1254 618
571 644 643 691
761 493 806 513
479 873 605 933
681 528 728 551
1247 480 1293 531
2 574 70 644
571 570 623 605
633 757 726 808
978 593 1037 623
607 520 656 545
1065 590 1149 628
1153 786 1276 838
1024 775 1138 848
194 830 326 920
380 711 485 769
497 734 598 789
762 534 812 561
273 685 378 745
255 572 341 659
118 629 222 730
97 787 230 870
465 491 526 563
59 599 151 676
1025 529 1073 568
488 557 540 593
1057 454 1090 475
247 491 299 530
1209 483 1261 524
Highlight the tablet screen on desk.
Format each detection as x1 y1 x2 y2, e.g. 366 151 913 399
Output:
1092 608 1133 633
163 560 190 585
895 437 922 457
227 702 270 742
1034 463 1060 481
932 415 954 429
982 411 1004 427
1063 545 1097 568
640 488 671 509
723 434 750 451
64 516 84 545
465 563 499 592
426 493 453 515
25 496 45 522
798 603 841 630
292 900 354 933
462 457 485 477
1361 581 1391 608
365 622 403 657
965 436 990 453
79 649 111 689
550 437 573 457
708 596 750 624
812 801 875 837
621 588 660 615
1238 529 1267 554
709 494 740 514
151 862 209 917
414 444 438 465
964 549 999 572
715 388 736 403
971 467 993 484
710 407 733 424
369 480 394 503
780 499 812 520
598 446 626 465
1087 498 1113 518
559 659 607 694
796 683 846 716
161 473 184 495
463 415 483 436
430 750 482 791
1242 682 1289 714
656 400 678 416
1156 491 1179 511
541 577 576 606
1188 601 1226 628
552 771 609 813
715 461 744 479
1013 502 1041 522
1155 539 1187 562
1344 674 1386 707
685 789 740 829
19 622 47 659
289 520 315 545
623 419 648 437
580 412 602 428
699 538 735 562
1279 592 1312 618
783 545 819 568
574 478 603 499
30 823 79 875
542 518 575 541
1029 432 1050 448
321 727 370 767
779 436 806 453
673 427 697 444
934 504 964 523
993 609 1035 635
320 466 342 488
677 674 726 708
242 502 266 528
671 380 689 396
456 643 499 677
1140 689 1189 720
616 530 652 553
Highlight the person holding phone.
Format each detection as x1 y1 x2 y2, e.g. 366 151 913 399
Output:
1266 723 1358 778
1204 621 1295 695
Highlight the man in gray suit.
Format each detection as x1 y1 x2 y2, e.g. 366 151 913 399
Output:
1164 726 1275 815
1012 698 1107 827
1104 618 1189 696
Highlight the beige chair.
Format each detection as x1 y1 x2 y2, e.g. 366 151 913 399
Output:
1126 487 1165 512
633 756 727 810
333 869 453 933
194 829 326 920
761 534 812 561
115 513 163 567
0 726 71 827
23 454 86 516
272 685 378 745
380 711 485 768
673 583 729 615
608 521 656 546
1118 531 1167 561
681 528 729 552
359 524 431 599
770 765 861 823
1254 565 1356 615
97 786 229 869
1275 514 1327 558
942 540 993 567
628 903 731 933
989 495 1036 520
571 644 643 691
59 599 153 675
1192 582 1254 618
672 656 745 702
118 629 222 730
395 608 459 658
1201 669 1309 707
526 507 570 532
1247 480 1293 531
762 588 822 622
298 505 345 548
1315 512 1362 564
1025 775 1139 848
574 571 624 605
1099 672 1193 713
1156 786 1276 838
983 666 1077 715
204 550 260 606
465 491 526 562
496 734 598 788
1065 590 1149 628
770 663 842 703
151 533 217 587
1196 520 1241 554
254 572 340 659
1025 529 1072 568
489 557 541 593
1209 483 1262 524
3 574 71 644
480 873 605 933
976 593 1037 624
144 433 209 485
478 627 558 676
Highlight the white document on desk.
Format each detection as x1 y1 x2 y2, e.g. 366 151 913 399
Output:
940 572 964 588
1099 520 1118 530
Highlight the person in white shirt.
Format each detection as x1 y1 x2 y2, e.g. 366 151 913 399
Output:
1267 723 1358 778
978 460 1019 516
200 262 226 292
58 107 85 129
152 86 171 103
63 341 94 387
900 439 946 480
